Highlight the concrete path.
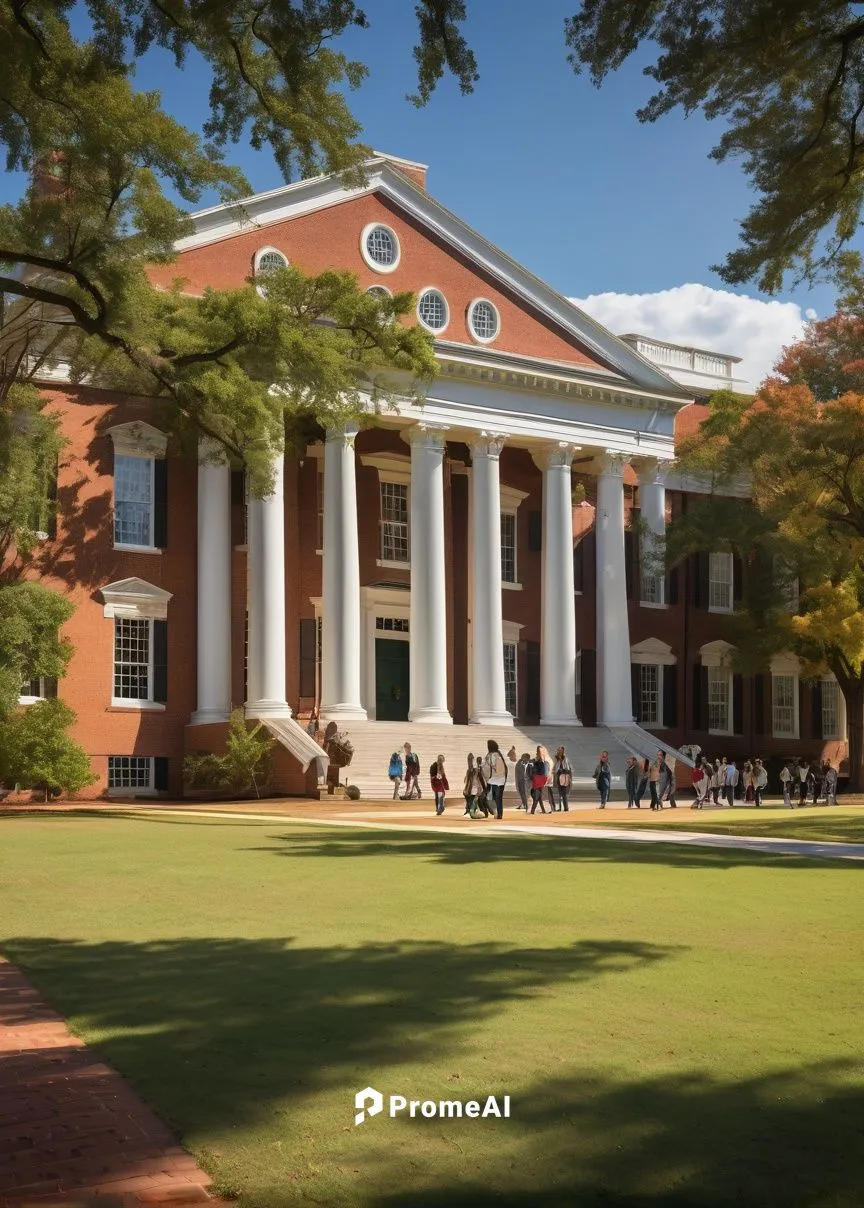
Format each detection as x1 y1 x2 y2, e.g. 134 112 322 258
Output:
0 961 219 1206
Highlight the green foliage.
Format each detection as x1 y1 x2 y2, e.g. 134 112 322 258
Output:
345 783 361 800
0 698 96 798
0 580 73 716
184 709 275 798
565 2 864 291
0 381 64 567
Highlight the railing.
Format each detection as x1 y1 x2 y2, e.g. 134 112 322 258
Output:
635 340 734 379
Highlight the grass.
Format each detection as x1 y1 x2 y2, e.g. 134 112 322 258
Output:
578 804 864 845
0 812 863 1207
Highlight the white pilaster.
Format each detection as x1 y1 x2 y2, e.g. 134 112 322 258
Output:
320 424 367 721
191 440 232 724
636 458 669 606
595 451 634 726
469 433 512 725
406 424 452 723
246 448 290 719
534 442 581 725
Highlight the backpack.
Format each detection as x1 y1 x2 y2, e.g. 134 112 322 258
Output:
406 752 419 773
388 754 403 778
429 761 439 779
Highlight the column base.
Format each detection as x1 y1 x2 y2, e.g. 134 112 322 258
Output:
190 709 231 726
408 707 453 724
245 700 293 720
468 711 514 726
320 704 368 723
539 714 583 727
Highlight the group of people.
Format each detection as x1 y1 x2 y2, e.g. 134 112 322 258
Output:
622 751 678 810
687 755 838 808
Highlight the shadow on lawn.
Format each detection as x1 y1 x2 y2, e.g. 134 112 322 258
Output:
358 1062 864 1208
0 934 678 1137
246 829 864 870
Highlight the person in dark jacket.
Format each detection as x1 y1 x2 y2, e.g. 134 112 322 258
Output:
515 752 532 810
657 751 677 808
530 747 549 814
635 757 650 809
625 756 639 808
430 755 449 815
593 752 612 808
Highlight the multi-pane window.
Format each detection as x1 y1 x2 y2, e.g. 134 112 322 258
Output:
114 455 153 547
365 226 398 267
113 617 151 702
772 674 797 737
108 756 152 790
500 512 517 583
639 664 661 726
709 552 733 612
641 569 663 606
503 642 517 716
20 677 57 701
417 289 448 332
708 665 731 732
469 299 499 342
375 617 409 632
380 481 409 563
822 678 840 739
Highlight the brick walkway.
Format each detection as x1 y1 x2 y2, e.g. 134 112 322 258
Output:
0 961 218 1207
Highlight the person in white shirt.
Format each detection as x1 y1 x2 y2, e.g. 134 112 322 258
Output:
483 739 508 820
724 759 739 806
752 758 768 807
779 763 794 808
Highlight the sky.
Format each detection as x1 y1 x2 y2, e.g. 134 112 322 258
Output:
5 1 848 390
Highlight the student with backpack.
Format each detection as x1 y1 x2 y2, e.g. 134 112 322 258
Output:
430 756 449 815
483 739 508 819
463 755 488 818
387 751 403 800
553 746 572 812
402 743 421 800
530 746 550 814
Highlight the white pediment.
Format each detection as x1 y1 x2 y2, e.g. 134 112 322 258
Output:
630 638 677 666
107 421 168 458
101 577 173 619
699 639 736 668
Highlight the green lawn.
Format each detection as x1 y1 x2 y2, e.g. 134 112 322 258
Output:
581 804 864 845
1 812 863 1207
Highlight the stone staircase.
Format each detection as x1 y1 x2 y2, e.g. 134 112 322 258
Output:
329 720 692 801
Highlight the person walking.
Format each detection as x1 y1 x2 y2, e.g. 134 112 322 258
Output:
658 750 677 808
402 743 421 800
536 744 556 810
430 755 449 815
742 760 754 803
711 759 723 805
625 756 639 808
779 761 794 808
752 758 768 807
691 759 709 808
648 755 661 809
514 752 532 810
483 739 508 820
635 757 650 809
554 746 573 812
594 751 612 809
462 754 475 815
796 758 809 808
530 746 549 814
387 750 404 801
463 756 487 819
724 759 739 807
824 760 838 805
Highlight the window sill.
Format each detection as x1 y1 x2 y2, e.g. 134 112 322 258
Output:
114 544 161 555
108 701 166 712
502 581 522 591
107 788 160 798
708 728 733 737
772 732 799 741
376 559 410 570
639 601 668 610
18 695 47 706
708 605 733 615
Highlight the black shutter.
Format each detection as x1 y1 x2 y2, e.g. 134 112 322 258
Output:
583 529 596 594
692 663 708 730
526 640 541 720
624 529 635 600
231 469 246 506
153 458 168 548
667 566 679 606
527 510 542 553
631 664 641 722
153 757 169 792
692 552 709 608
733 673 744 734
44 677 58 699
573 537 585 592
580 649 597 727
754 674 766 737
663 665 678 727
733 554 744 606
299 618 317 699
811 681 823 740
152 619 168 703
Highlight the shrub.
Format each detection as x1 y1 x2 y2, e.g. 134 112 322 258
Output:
346 784 361 800
0 699 97 800
183 710 275 798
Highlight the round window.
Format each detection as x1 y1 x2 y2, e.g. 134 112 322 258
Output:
468 298 500 343
361 223 400 273
256 249 288 274
417 288 449 333
366 285 392 299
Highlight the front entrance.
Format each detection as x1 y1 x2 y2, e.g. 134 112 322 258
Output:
375 638 410 721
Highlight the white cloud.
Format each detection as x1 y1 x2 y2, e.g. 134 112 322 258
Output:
570 283 814 392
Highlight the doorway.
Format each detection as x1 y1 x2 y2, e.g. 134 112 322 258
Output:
375 638 410 721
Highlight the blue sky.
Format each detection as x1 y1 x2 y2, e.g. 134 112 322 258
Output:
5 1 849 386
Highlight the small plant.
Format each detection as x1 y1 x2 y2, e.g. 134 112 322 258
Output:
0 699 97 801
183 710 275 798
346 784 361 800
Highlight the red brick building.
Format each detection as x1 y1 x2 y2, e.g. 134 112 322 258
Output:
16 154 848 797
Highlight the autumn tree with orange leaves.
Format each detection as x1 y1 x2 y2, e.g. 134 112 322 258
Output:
671 286 864 789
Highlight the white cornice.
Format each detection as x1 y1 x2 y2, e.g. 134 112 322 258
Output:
101 577 172 619
176 160 691 401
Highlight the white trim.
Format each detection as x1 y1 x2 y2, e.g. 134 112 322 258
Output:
100 577 172 620
699 639 735 669
630 638 676 667
360 584 411 719
769 652 801 675
113 543 162 555
360 222 401 274
499 484 530 510
360 452 411 485
416 286 450 334
253 245 289 296
467 297 500 345
107 422 167 458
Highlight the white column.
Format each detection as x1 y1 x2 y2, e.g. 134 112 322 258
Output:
245 448 290 719
595 451 633 726
636 458 669 605
469 433 512 725
407 424 452 723
534 442 580 725
320 424 367 721
191 440 232 724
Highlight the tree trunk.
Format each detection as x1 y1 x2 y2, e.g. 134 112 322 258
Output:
839 675 864 791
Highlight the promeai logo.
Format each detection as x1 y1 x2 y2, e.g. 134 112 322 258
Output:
354 1086 384 1126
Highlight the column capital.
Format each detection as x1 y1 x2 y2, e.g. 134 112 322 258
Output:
404 422 449 452
532 441 581 472
633 457 671 487
470 431 507 460
325 422 360 448
595 451 630 479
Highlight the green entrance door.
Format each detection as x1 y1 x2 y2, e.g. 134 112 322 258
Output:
375 639 410 721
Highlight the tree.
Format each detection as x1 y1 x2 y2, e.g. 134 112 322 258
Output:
565 2 864 291
184 709 275 798
0 698 98 799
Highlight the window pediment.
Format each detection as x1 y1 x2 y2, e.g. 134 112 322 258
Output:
700 639 735 668
631 638 676 666
101 577 172 619
107 421 167 458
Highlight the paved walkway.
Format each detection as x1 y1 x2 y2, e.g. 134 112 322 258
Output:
0 962 218 1207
